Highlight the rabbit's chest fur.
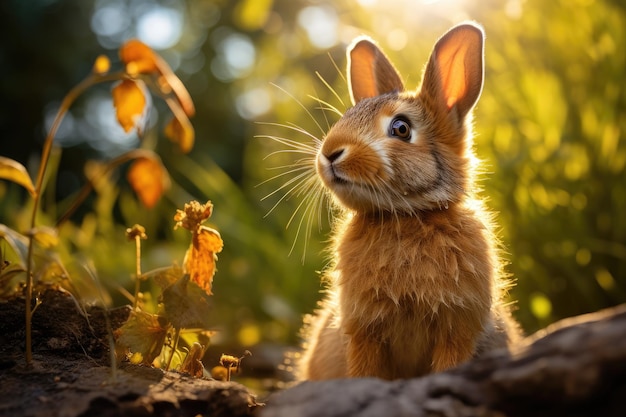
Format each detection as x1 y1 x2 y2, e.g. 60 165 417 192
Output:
329 207 493 375
335 208 493 313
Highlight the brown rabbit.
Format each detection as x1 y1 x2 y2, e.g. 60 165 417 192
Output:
297 23 522 380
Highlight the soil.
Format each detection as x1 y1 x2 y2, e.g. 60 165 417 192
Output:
4 288 625 417
0 288 262 417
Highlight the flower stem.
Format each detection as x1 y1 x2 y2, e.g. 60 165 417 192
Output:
133 234 142 310
165 327 181 371
24 71 124 365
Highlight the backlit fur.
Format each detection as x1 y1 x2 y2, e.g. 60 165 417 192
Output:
296 23 521 380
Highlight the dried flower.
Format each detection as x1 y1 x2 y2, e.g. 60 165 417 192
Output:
174 200 214 233
119 40 196 152
126 224 148 240
174 201 223 295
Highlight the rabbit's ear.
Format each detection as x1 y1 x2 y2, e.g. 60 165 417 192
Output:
348 37 404 105
422 23 484 120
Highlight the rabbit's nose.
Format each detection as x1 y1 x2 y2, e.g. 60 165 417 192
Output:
326 149 345 163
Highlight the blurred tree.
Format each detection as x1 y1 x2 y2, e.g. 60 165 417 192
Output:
0 0 624 351
469 0 626 331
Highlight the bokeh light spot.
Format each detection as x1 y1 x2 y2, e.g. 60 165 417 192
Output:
236 88 271 120
530 293 553 320
91 5 130 37
137 7 182 49
297 6 338 49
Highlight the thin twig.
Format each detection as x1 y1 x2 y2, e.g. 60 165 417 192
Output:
133 235 142 310
165 327 181 371
24 71 125 365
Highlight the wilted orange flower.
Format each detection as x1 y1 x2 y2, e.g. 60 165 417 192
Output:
164 116 194 154
112 79 149 133
184 226 223 295
127 157 170 208
119 40 159 75
174 200 223 295
117 39 195 153
174 200 214 232
119 39 195 118
115 310 168 366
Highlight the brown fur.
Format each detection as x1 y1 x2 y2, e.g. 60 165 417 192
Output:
298 23 521 380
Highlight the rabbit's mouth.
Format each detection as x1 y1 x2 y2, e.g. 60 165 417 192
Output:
329 166 349 186
318 155 379 193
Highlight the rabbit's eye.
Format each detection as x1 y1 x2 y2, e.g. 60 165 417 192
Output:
388 117 411 141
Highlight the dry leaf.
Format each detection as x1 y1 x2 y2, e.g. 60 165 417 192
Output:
184 226 223 295
0 262 25 288
0 156 36 197
120 39 195 118
161 274 213 329
0 224 29 268
180 342 206 378
119 39 159 74
144 265 184 289
164 116 194 154
173 201 221 296
115 310 168 365
112 79 148 133
127 157 170 208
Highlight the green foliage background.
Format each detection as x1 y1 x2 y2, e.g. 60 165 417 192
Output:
0 0 625 348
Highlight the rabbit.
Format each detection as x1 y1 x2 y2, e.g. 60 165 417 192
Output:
295 22 522 380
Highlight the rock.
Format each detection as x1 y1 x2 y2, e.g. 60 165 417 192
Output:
262 305 626 417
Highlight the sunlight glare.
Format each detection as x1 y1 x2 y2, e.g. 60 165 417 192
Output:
91 3 131 48
386 29 408 51
137 7 183 49
352 0 474 27
356 0 470 8
297 6 339 49
236 87 272 120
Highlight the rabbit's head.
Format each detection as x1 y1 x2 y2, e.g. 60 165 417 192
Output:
316 23 485 214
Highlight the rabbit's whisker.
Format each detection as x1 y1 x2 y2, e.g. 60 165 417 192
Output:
259 165 314 191
262 169 316 208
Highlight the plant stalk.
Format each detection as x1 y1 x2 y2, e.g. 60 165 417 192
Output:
164 327 181 371
24 71 124 365
133 235 142 310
